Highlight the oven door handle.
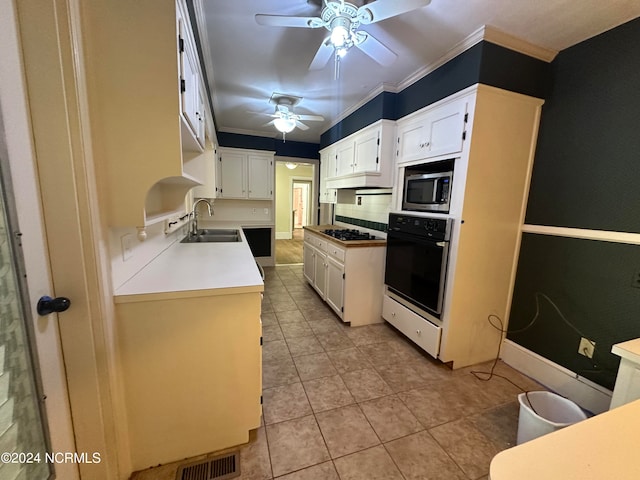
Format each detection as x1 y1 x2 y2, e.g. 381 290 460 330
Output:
387 230 447 246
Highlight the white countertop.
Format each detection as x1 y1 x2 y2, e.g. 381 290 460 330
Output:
612 338 640 364
114 228 263 303
489 398 640 479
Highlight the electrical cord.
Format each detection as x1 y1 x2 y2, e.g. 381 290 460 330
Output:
469 291 614 409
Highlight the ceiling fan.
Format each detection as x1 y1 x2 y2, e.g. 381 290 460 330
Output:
251 94 325 141
255 0 431 75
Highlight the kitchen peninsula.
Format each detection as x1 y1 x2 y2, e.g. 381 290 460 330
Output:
303 225 386 326
114 229 263 472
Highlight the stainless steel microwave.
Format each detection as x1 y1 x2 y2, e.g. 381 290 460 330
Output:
403 171 452 212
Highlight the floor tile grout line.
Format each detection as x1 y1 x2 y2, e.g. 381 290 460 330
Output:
263 269 511 479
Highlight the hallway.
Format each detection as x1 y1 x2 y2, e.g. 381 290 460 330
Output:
275 228 304 265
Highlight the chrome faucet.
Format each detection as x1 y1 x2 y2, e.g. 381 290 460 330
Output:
190 198 213 236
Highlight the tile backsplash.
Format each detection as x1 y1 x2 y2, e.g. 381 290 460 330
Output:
334 189 392 232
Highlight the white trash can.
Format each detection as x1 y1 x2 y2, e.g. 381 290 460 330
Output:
516 391 587 445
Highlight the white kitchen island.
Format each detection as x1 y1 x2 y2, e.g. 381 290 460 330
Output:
114 229 263 472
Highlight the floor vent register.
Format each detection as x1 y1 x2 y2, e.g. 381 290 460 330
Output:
175 451 240 480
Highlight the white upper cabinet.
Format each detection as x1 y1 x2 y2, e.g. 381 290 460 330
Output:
335 141 356 177
247 154 273 199
218 147 274 200
354 127 381 173
324 119 395 189
178 3 206 151
81 0 211 227
319 146 337 204
396 97 468 164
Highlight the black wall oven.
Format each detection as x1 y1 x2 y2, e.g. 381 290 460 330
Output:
384 213 453 319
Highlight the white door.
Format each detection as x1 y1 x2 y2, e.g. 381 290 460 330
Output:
0 7 78 479
2 1 121 478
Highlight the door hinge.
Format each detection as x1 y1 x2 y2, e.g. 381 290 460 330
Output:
178 37 184 53
376 156 379 164
260 336 263 346
462 131 466 140
180 78 185 93
377 138 380 145
341 306 344 312
260 395 263 405
342 273 345 279
464 112 468 123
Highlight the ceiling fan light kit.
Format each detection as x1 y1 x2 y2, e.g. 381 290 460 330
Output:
274 117 296 134
251 93 325 141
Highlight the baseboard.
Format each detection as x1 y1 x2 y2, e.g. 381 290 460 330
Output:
275 232 292 240
501 339 612 414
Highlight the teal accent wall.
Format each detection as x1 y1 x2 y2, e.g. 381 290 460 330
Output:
508 17 640 390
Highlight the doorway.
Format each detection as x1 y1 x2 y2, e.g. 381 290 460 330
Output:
275 161 315 265
292 180 312 231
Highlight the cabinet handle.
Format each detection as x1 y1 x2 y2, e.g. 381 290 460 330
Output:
391 312 396 317
416 329 422 336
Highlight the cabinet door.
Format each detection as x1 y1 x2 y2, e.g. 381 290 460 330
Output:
314 251 328 298
247 154 273 199
427 100 466 159
180 31 200 138
335 141 355 177
397 120 428 163
354 127 380 173
325 256 344 317
303 242 316 284
219 152 246 198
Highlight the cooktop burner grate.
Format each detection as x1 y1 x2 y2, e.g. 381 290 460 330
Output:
323 229 378 241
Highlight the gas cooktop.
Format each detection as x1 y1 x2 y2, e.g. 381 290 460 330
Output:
323 229 379 241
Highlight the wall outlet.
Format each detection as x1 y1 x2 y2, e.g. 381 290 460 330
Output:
121 233 134 261
578 337 595 359
631 269 640 289
252 208 257 214
264 208 269 215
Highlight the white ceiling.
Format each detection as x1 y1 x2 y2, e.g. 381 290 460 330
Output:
197 0 640 144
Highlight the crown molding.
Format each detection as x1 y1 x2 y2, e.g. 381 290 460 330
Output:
483 25 558 62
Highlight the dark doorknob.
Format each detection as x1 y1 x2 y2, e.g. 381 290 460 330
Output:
37 296 71 316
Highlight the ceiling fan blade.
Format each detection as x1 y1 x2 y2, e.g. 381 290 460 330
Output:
309 37 334 70
248 111 277 118
357 0 431 24
295 121 310 131
262 120 276 127
255 14 324 28
355 32 397 66
297 114 324 122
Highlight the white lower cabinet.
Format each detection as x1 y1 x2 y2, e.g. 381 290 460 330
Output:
303 229 386 326
325 253 345 315
382 295 442 358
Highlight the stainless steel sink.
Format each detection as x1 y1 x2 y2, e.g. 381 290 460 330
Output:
181 229 241 243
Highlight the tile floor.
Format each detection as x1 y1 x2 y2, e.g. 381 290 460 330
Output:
132 265 544 480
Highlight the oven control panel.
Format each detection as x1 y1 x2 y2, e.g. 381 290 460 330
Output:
388 214 452 241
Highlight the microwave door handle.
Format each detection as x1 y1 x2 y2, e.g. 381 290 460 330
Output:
433 177 442 203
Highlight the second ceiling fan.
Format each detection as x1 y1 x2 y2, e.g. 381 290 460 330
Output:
256 0 431 75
